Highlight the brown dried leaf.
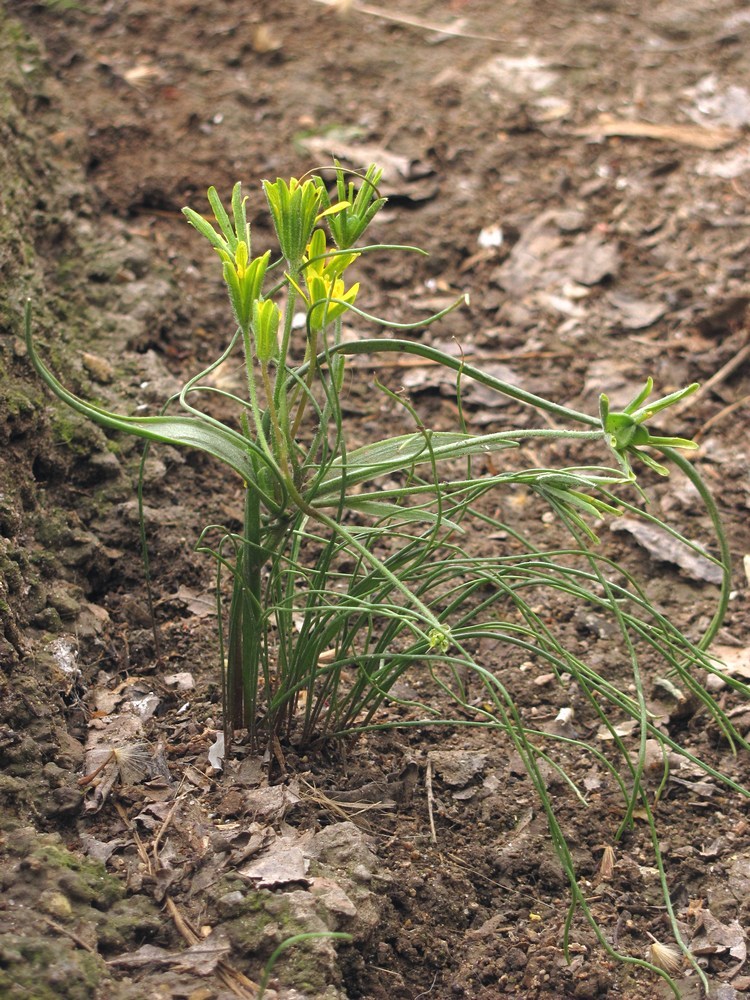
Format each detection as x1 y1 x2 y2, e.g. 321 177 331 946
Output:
429 750 487 787
710 644 750 680
567 233 620 286
579 115 737 150
298 136 410 180
691 911 747 961
606 291 667 330
106 933 230 974
239 845 310 889
251 24 283 53
107 944 174 968
242 782 300 823
173 931 231 975
171 585 216 618
611 517 723 585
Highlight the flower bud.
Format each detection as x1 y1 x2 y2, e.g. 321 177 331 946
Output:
253 299 281 364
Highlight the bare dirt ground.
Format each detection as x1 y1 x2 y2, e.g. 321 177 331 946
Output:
1 1 750 997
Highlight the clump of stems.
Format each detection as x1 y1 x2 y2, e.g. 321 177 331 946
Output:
26 163 748 996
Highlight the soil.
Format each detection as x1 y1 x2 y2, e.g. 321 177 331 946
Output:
1 1 750 998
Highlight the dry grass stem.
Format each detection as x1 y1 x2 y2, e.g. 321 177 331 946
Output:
425 758 437 845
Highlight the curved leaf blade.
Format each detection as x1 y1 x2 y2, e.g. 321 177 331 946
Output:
314 431 517 496
25 303 254 482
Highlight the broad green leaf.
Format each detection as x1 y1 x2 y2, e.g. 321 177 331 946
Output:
314 431 517 496
26 305 255 482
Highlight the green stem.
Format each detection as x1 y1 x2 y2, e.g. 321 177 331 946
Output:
226 486 263 736
257 933 352 999
289 326 319 441
330 338 599 426
241 325 273 457
261 361 289 472
273 274 298 411
659 446 731 649
282 475 446 641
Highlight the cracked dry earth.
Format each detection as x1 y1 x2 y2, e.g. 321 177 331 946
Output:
1 0 750 998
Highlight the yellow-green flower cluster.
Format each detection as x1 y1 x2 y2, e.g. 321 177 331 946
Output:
252 298 281 364
218 243 269 337
300 229 360 331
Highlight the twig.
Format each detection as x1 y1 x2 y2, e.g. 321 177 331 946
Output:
152 792 183 864
676 336 750 416
311 0 503 42
315 0 505 42
425 758 437 845
271 732 288 777
117 788 256 998
699 340 750 395
299 776 394 822
576 116 737 151
40 915 97 954
165 894 201 945
414 972 439 999
166 896 258 999
694 393 750 442
440 849 554 909
114 800 153 876
77 751 115 786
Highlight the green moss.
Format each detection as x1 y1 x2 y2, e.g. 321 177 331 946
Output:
96 895 165 951
0 555 23 592
0 932 106 999
0 381 36 421
32 606 62 631
50 409 109 457
225 905 276 953
0 773 28 797
224 893 339 995
34 843 124 908
34 509 75 549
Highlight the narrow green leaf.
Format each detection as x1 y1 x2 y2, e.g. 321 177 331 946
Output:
631 382 700 422
182 206 229 254
327 497 464 532
623 378 653 414
207 186 237 252
231 182 250 246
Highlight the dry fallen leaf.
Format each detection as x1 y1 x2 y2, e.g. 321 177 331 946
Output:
240 844 310 889
611 517 723 585
691 910 747 962
251 24 283 53
297 136 414 181
208 732 225 771
173 931 231 975
120 61 165 87
710 644 750 680
241 782 301 823
578 115 737 151
606 291 667 331
597 719 638 740
429 750 488 787
107 932 230 974
171 585 216 618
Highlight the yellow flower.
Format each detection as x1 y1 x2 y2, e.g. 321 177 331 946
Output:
292 230 360 330
305 273 359 330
